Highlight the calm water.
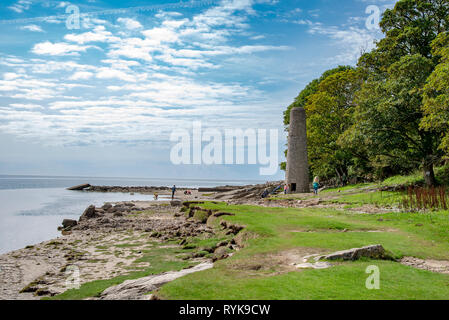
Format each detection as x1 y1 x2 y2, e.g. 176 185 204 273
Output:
0 175 262 254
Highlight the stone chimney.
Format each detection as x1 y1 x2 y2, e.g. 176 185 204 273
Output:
286 107 310 193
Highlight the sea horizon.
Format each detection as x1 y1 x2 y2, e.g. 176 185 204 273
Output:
0 174 273 191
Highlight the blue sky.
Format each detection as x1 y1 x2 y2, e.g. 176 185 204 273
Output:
0 0 397 181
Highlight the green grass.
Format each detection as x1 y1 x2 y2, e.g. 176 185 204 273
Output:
160 260 449 300
193 210 209 223
381 165 449 187
382 171 424 187
156 202 449 300
321 183 375 194
325 190 403 207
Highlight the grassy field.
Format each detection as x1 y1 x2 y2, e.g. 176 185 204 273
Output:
157 202 449 300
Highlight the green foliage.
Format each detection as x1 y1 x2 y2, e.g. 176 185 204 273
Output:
281 66 355 174
344 53 440 183
422 32 449 155
304 68 364 182
283 66 351 126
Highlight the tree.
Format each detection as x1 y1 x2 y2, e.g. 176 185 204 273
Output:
281 66 351 172
304 68 363 183
422 32 449 156
342 0 449 186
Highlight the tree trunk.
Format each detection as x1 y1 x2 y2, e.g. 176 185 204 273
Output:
423 160 436 187
335 168 342 186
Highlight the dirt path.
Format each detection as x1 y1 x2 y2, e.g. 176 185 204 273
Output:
400 257 449 274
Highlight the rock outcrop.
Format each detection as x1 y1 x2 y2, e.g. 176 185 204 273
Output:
99 262 213 300
317 245 388 261
62 219 77 229
79 205 99 221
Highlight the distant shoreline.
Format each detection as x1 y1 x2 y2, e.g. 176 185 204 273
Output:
0 174 269 184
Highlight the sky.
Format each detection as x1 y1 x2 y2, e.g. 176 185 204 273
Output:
0 0 397 181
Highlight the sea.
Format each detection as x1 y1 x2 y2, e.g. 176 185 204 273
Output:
0 175 262 254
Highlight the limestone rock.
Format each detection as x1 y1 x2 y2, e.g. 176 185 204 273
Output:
102 203 112 211
212 246 228 262
99 263 213 300
318 245 387 261
79 205 98 221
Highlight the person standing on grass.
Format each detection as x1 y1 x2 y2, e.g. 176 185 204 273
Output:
313 177 320 195
171 185 177 200
284 184 288 194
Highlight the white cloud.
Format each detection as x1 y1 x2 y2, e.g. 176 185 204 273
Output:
0 0 287 146
9 103 43 109
8 0 32 13
69 71 93 80
32 41 94 56
96 68 139 82
308 24 379 63
20 24 44 32
64 26 119 44
117 18 143 30
3 73 22 80
57 1 71 8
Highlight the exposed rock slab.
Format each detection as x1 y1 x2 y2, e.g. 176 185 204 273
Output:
99 262 213 300
318 245 387 261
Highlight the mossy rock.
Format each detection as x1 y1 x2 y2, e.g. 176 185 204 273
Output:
182 244 197 250
193 251 209 258
193 210 209 223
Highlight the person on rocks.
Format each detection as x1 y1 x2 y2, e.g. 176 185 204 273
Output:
171 185 177 200
284 184 288 194
154 192 158 200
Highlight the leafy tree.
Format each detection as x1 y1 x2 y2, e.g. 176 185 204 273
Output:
281 66 351 172
422 32 449 156
283 66 351 126
342 0 449 186
304 68 363 183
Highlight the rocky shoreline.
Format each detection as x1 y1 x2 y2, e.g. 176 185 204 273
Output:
66 181 284 199
0 196 247 300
